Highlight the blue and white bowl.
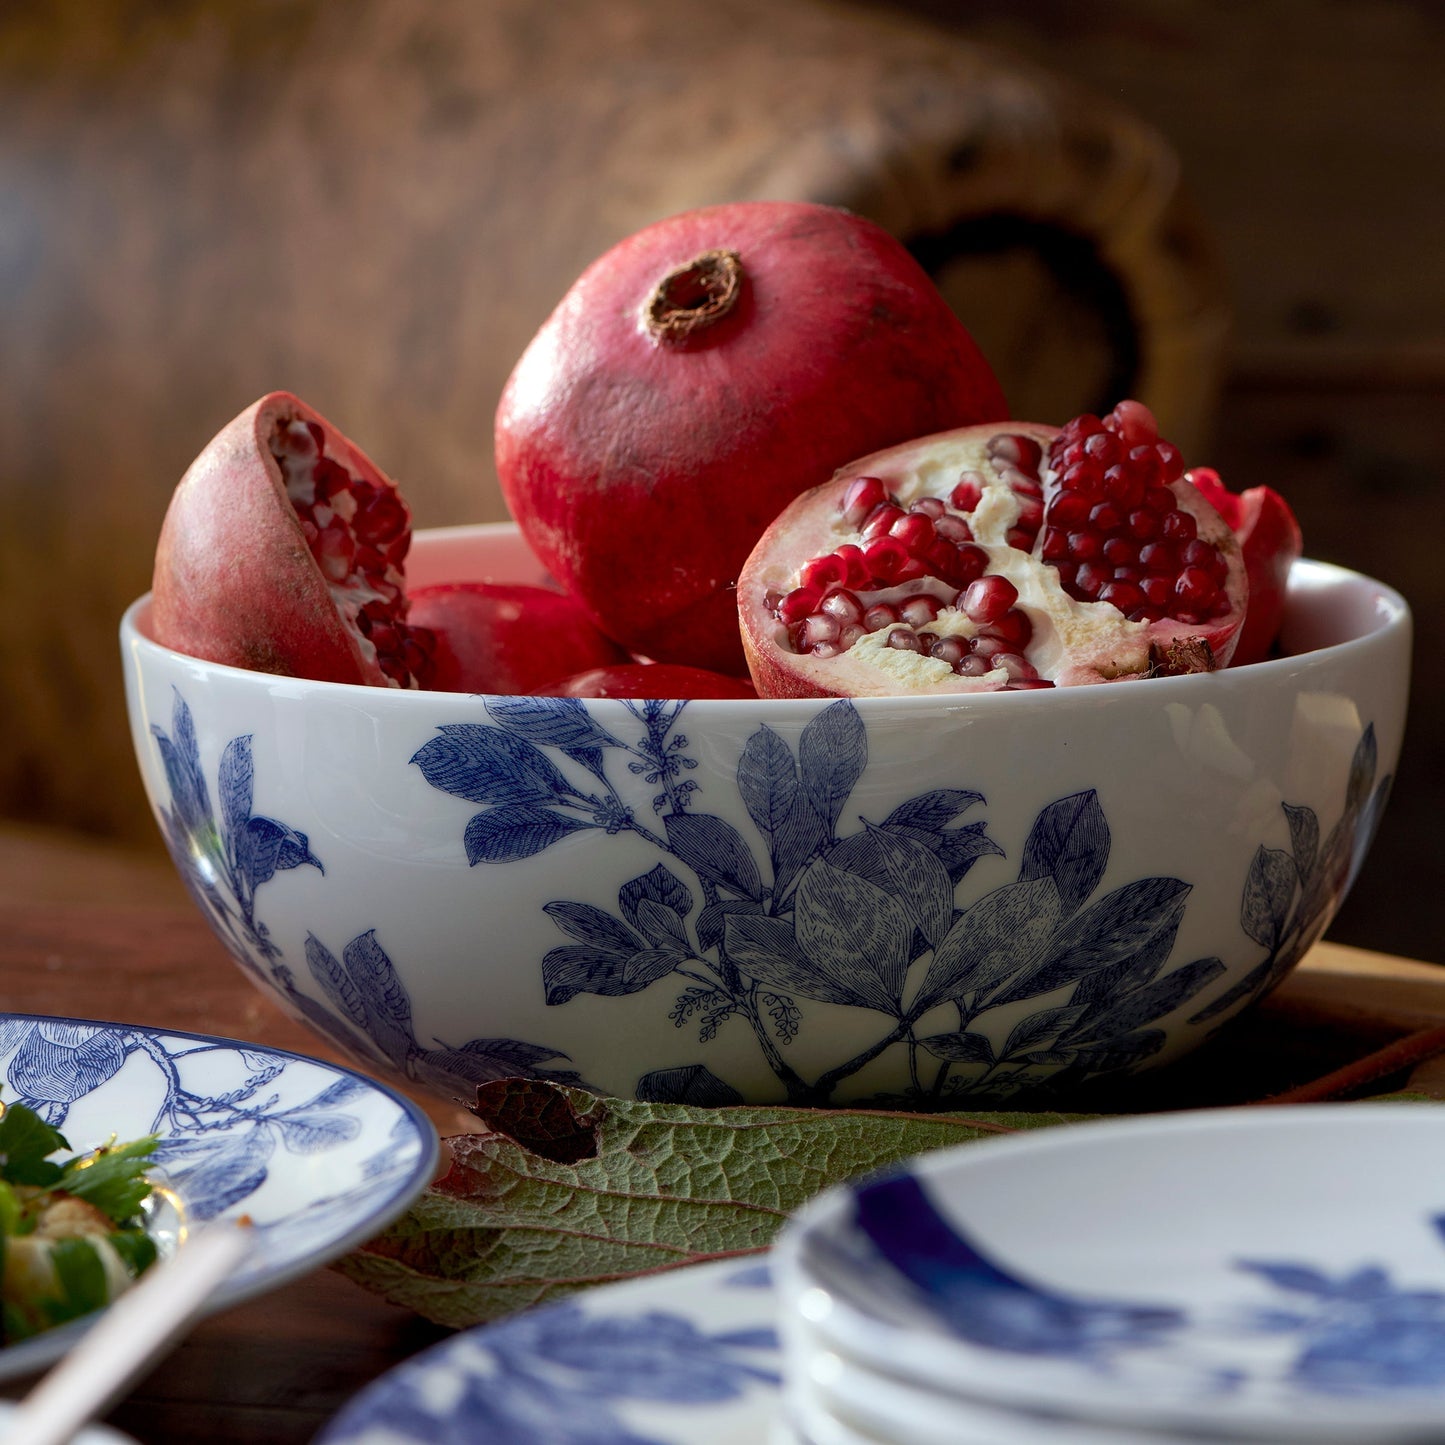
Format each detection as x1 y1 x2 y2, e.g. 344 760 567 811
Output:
120 523 1409 1108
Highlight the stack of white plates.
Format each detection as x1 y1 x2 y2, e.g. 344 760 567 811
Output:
772 1105 1445 1444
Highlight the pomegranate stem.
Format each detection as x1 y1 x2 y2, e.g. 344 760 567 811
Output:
644 250 743 343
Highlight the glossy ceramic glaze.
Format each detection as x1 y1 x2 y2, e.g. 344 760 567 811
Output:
120 523 1410 1107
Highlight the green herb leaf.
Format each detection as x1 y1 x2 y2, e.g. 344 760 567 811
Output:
44 1237 112 1328
335 1079 1088 1329
59 1135 160 1225
0 1103 69 1189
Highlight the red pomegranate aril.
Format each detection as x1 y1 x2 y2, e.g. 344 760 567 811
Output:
887 627 923 653
1099 580 1145 615
1174 568 1222 616
1127 508 1162 542
1162 510 1197 543
955 544 990 584
957 653 992 677
934 513 974 544
929 636 968 668
987 433 1043 471
862 504 905 542
863 602 900 629
1102 536 1139 568
1087 501 1123 533
776 585 822 623
950 474 984 511
960 575 1018 625
1083 431 1121 465
1139 541 1179 575
1074 562 1110 600
971 634 1009 661
1067 530 1103 563
800 554 846 591
1049 493 1090 528
910 496 946 520
801 613 841 649
984 607 1033 649
890 512 935 552
1042 525 1071 562
842 476 889 527
996 652 1040 683
821 588 865 623
1061 458 1104 497
1156 440 1185 482
1109 399 1158 446
900 594 942 627
1009 474 1044 499
835 543 871 587
1141 575 1174 608
1143 485 1176 514
1015 497 1045 532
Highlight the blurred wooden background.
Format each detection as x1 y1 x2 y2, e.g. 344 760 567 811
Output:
0 0 1437 962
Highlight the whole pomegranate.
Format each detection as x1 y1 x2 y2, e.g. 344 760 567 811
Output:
495 201 1009 677
739 401 1249 697
151 392 433 687
409 582 627 694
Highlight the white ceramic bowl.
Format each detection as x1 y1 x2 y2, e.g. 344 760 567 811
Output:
120 523 1409 1108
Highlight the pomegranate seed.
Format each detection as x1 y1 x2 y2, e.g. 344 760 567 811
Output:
1173 568 1221 616
1041 525 1071 561
1088 501 1123 532
841 476 888 527
863 602 900 630
1162 510 1197 543
1143 485 1175 515
1067 530 1102 562
1083 431 1121 465
955 544 989 585
983 607 1032 649
960 575 1018 626
1126 508 1162 542
996 652 1040 682
1102 464 1146 510
1099 580 1145 615
863 537 909 582
1009 475 1044 499
1074 563 1110 599
1102 536 1139 567
839 623 867 648
1049 493 1090 528
926 539 964 583
811 640 843 659
315 523 356 582
1139 541 1179 575
934 514 974 543
835 543 870 587
1126 447 1162 489
972 634 1010 660
886 628 923 652
900 594 942 627
820 589 864 623
890 513 935 553
776 586 821 623
801 613 840 648
1005 527 1035 551
987 433 1043 472
950 473 984 511
910 496 946 520
1156 441 1185 482
957 654 993 677
929 636 968 667
1060 458 1104 497
1015 497 1044 532
1110 399 1158 446
861 504 905 542
800 554 845 591
1140 575 1173 607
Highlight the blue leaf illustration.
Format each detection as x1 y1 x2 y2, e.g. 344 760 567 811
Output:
827 824 954 950
168 1127 276 1221
634 898 692 954
1070 956 1226 1044
300 1076 371 1110
1241 846 1298 949
792 858 913 1013
465 806 594 863
723 913 867 1008
882 789 985 833
239 815 321 890
1018 790 1109 916
697 898 765 956
1345 724 1378 816
1238 1262 1340 1297
737 725 800 844
306 934 371 1032
275 1109 362 1153
932 821 1006 885
798 701 866 836
635 1065 744 1107
1000 877 1191 1006
344 930 415 1039
8 1025 128 1112
1284 803 1320 885
1001 1004 1087 1060
913 878 1064 1013
541 945 678 1004
412 725 576 807
545 902 645 954
1067 1029 1166 1073
217 734 255 845
618 865 694 937
663 813 764 900
917 1030 996 1065
484 696 623 756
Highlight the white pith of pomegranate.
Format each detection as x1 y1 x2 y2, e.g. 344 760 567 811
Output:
151 392 433 689
738 401 1247 698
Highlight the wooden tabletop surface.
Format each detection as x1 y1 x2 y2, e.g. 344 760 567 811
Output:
1 821 1442 1443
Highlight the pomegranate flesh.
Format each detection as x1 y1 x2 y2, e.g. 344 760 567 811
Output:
739 401 1248 698
495 201 1008 677
543 663 759 700
409 582 627 694
1188 468 1303 666
151 392 432 688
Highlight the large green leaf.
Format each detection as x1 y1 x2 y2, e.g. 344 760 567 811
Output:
334 1079 1086 1328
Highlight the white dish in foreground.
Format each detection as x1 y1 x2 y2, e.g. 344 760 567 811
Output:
0 1013 438 1381
777 1104 1445 1441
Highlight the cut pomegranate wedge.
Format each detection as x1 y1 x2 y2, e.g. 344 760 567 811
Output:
739 402 1249 698
151 392 433 688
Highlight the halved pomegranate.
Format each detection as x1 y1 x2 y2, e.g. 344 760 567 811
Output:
409 582 627 694
151 392 433 688
739 402 1248 697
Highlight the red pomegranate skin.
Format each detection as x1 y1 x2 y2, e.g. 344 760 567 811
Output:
495 201 1009 677
408 582 627 694
542 663 759 700
1189 468 1303 666
151 392 407 686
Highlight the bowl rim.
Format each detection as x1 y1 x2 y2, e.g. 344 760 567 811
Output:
120 523 1411 711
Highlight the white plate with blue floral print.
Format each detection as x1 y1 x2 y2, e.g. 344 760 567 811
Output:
316 1256 783 1445
775 1104 1445 1442
0 1013 438 1382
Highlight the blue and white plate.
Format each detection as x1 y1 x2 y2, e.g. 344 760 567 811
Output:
776 1104 1445 1442
0 1012 438 1381
316 1257 785 1445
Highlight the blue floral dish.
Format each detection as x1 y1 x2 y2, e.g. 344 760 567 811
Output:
0 1013 438 1381
120 523 1411 1107
776 1104 1445 1441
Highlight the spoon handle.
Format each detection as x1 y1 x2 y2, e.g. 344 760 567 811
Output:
9 1220 253 1445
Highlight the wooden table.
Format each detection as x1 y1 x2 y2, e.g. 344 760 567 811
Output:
1 822 1443 1443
